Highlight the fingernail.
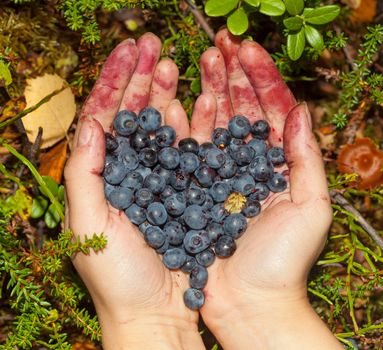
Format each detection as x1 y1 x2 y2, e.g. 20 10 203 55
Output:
301 102 312 130
77 117 94 147
170 99 181 106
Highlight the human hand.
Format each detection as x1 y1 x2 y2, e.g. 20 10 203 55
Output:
64 33 204 350
190 29 343 350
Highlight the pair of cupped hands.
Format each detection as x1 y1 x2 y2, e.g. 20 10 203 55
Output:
64 29 343 349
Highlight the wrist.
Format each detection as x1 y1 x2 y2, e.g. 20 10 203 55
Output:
98 310 205 350
204 294 342 350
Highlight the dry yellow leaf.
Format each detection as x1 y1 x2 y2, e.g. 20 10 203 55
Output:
23 74 76 148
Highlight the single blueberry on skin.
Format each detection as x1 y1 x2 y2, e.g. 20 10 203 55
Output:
228 115 251 139
138 106 161 132
106 187 134 210
183 230 211 254
184 288 205 310
125 203 147 225
181 255 198 273
215 235 236 258
155 125 176 147
267 172 287 193
179 138 199 154
144 226 166 249
113 110 138 136
189 264 208 289
223 213 247 239
196 248 216 267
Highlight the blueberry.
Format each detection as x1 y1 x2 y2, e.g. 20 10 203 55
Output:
144 173 166 194
183 205 208 230
103 160 128 185
104 153 116 167
113 110 138 136
138 221 153 234
164 220 185 245
155 125 176 147
183 230 211 254
247 138 267 156
183 288 205 310
251 120 270 140
179 138 199 154
194 164 216 187
212 128 232 147
179 152 200 173
215 235 236 257
242 200 261 218
158 147 180 170
232 174 255 196
169 169 191 191
205 148 226 169
185 187 206 206
160 185 176 202
231 145 255 166
201 194 214 211
209 181 230 202
227 138 245 156
152 165 172 184
106 187 134 210
144 226 166 248
217 157 238 178
198 142 216 159
209 203 229 223
135 164 151 180
228 115 251 139
181 255 197 273
131 128 150 150
196 248 215 267
135 188 154 208
267 147 285 166
139 147 158 167
147 138 160 152
267 172 287 192
248 155 274 182
138 106 161 132
156 237 170 254
118 146 139 171
105 133 118 152
146 202 168 226
164 193 186 216
189 264 208 289
163 248 187 269
206 222 224 243
223 213 247 239
120 171 143 190
104 182 116 198
248 182 270 201
125 203 146 225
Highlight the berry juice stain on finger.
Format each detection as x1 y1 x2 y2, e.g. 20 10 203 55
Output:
153 75 176 91
135 49 158 75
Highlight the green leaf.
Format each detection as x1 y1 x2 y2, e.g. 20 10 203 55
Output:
284 0 304 15
44 203 62 228
304 25 324 51
227 7 249 35
190 77 201 94
39 176 59 198
259 0 285 16
31 196 48 219
0 60 12 86
287 28 305 61
58 185 65 202
303 5 340 25
243 0 260 7
185 65 197 78
283 16 303 31
205 0 239 16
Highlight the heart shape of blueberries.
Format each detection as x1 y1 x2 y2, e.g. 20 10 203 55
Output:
103 106 287 310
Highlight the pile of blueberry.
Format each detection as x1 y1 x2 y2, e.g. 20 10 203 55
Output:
103 106 287 310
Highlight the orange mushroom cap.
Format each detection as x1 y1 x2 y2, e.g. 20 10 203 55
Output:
337 137 383 189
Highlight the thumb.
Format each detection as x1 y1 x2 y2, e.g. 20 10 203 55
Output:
64 117 109 237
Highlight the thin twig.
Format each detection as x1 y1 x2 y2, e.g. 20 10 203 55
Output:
184 0 215 42
0 86 66 130
334 25 356 70
330 190 383 249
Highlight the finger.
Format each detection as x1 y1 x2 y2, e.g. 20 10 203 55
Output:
119 33 162 113
215 29 264 123
64 117 109 237
238 40 296 146
164 100 190 145
79 39 139 135
200 47 233 128
190 93 217 144
284 103 330 207
149 58 179 118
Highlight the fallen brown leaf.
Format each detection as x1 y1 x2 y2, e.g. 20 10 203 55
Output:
39 140 68 183
22 74 76 148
